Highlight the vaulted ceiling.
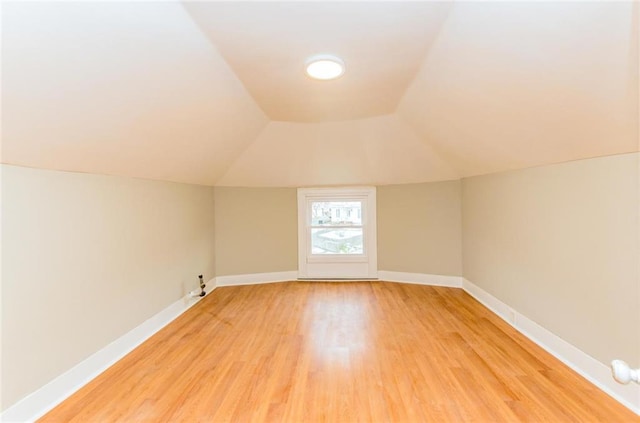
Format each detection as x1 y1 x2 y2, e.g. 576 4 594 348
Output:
2 1 638 187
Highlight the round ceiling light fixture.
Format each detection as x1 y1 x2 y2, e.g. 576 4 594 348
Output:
305 55 345 80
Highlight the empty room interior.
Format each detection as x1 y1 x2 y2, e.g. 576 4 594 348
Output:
1 1 639 421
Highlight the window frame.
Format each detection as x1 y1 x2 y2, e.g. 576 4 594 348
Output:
297 187 378 278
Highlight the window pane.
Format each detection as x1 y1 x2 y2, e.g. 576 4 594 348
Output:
310 201 362 226
311 228 363 254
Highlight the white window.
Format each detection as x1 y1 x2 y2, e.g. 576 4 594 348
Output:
297 187 377 279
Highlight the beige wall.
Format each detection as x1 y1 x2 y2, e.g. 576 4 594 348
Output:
214 187 297 276
462 153 639 366
7 157 637 410
378 181 462 276
1 165 216 410
215 183 464 278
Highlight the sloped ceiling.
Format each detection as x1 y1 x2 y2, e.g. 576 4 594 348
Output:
2 2 268 186
217 115 458 187
2 2 638 187
183 1 452 123
397 1 639 178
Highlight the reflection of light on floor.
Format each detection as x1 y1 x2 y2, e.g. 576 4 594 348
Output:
305 296 371 368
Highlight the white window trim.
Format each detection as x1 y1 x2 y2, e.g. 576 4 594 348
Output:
297 187 378 279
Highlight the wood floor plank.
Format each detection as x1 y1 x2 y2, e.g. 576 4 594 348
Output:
40 282 638 422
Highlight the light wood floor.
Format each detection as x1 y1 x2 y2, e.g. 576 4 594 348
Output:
40 282 637 422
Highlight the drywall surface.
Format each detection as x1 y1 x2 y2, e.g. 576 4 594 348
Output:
378 181 462 276
1 165 216 410
214 187 297 276
2 2 268 186
398 2 638 176
216 116 458 187
462 153 639 366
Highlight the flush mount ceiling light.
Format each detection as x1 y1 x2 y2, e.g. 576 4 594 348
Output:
305 55 345 80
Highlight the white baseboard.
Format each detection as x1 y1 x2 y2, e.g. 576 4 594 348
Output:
215 271 298 287
0 280 216 423
5 274 636 420
462 278 640 415
216 270 463 288
378 270 462 288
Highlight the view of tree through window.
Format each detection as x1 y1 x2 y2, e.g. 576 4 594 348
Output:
310 201 363 254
